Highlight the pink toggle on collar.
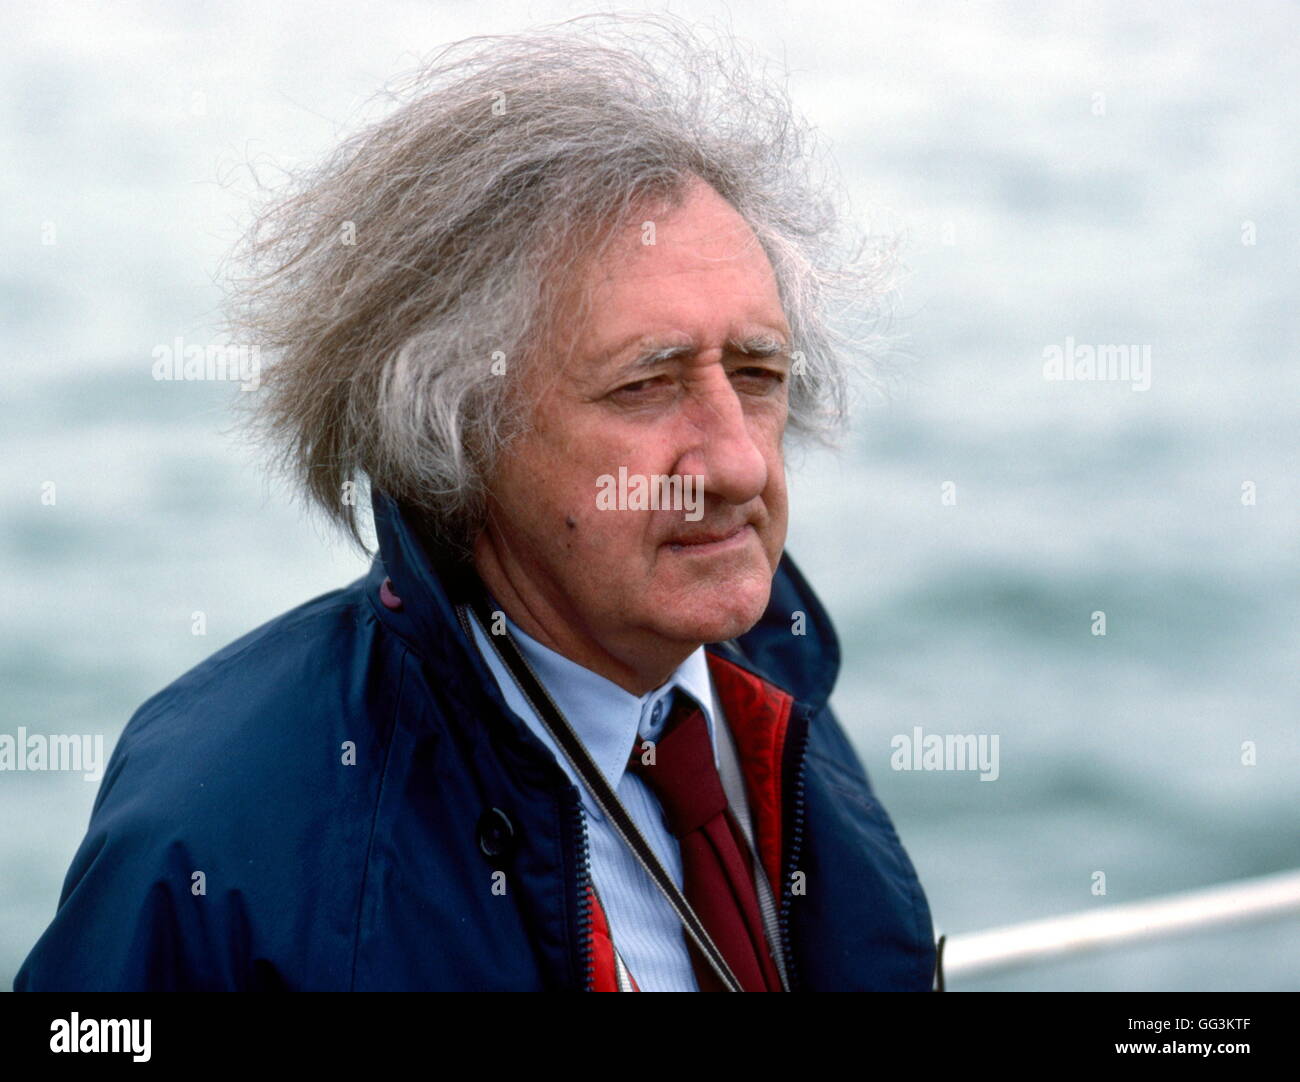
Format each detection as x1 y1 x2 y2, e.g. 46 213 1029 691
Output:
379 578 404 611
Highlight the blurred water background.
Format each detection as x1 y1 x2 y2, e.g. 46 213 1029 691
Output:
2 0 1297 990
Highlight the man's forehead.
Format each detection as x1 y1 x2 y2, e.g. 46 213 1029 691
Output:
594 217 772 281
581 177 773 277
550 183 790 374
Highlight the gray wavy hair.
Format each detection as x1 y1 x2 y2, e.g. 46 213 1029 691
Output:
225 12 896 554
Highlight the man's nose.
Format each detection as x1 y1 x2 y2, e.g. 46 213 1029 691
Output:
677 375 768 505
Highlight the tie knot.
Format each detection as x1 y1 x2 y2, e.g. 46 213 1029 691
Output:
628 692 727 836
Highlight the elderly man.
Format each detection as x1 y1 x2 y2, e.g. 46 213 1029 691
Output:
16 16 935 992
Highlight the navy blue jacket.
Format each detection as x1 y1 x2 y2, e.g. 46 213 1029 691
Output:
15 491 935 991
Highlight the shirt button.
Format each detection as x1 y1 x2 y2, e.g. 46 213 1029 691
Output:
651 698 665 727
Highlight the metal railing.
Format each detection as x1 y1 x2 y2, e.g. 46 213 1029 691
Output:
936 867 1300 986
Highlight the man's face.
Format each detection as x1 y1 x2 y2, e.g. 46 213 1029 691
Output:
477 177 791 684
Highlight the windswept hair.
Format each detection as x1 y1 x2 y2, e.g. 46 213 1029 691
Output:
225 12 897 554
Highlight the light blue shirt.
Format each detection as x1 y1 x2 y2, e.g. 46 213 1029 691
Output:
468 611 720 992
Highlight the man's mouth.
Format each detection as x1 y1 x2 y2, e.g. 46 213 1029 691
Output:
662 522 754 554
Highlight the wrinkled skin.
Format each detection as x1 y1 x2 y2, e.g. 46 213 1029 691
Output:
473 177 792 695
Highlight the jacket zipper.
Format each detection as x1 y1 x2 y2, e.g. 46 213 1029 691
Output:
455 600 597 991
573 697 815 992
462 597 806 992
570 791 596 991
776 708 812 992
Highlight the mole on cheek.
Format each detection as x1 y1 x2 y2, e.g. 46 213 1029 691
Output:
565 515 576 530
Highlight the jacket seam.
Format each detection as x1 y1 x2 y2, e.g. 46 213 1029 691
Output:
348 636 408 991
808 743 934 989
851 784 933 988
126 599 362 739
861 787 932 988
906 863 934 989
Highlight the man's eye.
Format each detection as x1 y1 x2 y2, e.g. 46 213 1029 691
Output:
730 366 786 390
612 375 672 397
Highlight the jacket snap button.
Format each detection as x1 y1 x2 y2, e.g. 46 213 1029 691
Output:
379 577 403 611
477 808 515 860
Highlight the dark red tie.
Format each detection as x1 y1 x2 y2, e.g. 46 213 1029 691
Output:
628 692 784 992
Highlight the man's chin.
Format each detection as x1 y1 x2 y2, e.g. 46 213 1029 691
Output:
650 582 773 646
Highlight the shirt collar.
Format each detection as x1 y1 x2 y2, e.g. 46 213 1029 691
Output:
504 614 719 813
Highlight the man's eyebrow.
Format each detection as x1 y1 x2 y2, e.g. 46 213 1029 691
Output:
727 333 790 358
615 332 791 371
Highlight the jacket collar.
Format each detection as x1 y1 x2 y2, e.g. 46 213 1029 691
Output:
365 488 841 720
